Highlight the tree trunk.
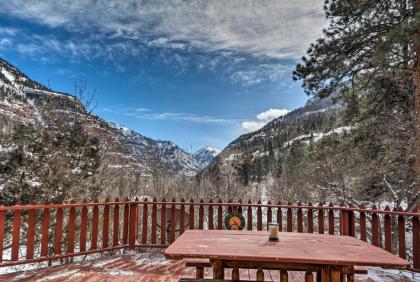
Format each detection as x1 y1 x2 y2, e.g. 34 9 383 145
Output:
415 0 420 207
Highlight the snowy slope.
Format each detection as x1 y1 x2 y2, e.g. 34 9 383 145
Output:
193 145 221 168
0 58 200 176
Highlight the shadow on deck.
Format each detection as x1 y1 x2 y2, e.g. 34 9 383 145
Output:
0 253 417 282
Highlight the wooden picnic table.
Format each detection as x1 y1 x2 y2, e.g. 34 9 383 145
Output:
164 230 409 282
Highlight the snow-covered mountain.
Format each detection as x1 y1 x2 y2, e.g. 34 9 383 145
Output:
0 58 200 177
202 92 344 179
193 145 221 168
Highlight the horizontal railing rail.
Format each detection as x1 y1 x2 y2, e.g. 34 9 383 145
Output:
0 198 418 271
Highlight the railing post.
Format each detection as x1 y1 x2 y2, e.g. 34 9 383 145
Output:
208 199 214 230
129 198 137 250
348 203 355 237
218 199 223 230
170 198 176 243
257 200 262 231
247 200 253 231
0 206 5 263
267 200 272 230
371 205 379 247
142 198 149 245
277 201 282 232
360 204 367 242
179 198 185 234
80 199 88 252
11 208 22 261
151 198 157 244
384 206 392 253
161 198 167 244
413 214 420 270
318 202 324 234
123 198 129 245
397 207 406 259
287 201 293 232
297 202 303 233
113 198 120 247
103 198 110 249
340 202 349 236
189 199 194 230
199 199 204 230
328 202 334 235
307 202 313 233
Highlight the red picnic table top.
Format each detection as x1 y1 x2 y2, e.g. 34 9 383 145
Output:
164 230 409 269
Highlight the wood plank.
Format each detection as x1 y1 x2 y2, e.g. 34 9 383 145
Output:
180 199 186 235
91 199 99 250
397 208 406 259
66 200 76 254
103 198 110 249
170 199 176 243
257 200 262 231
129 200 137 249
151 198 157 243
123 198 129 244
161 199 167 244
307 203 313 234
318 203 324 234
328 203 334 235
287 202 292 232
54 206 64 255
267 201 272 230
217 199 223 230
0 208 5 262
297 202 303 233
112 198 120 247
11 209 22 261
165 230 409 269
247 200 252 231
26 207 36 259
142 198 149 244
384 206 392 253
208 199 214 230
359 204 367 242
189 199 195 230
80 199 88 252
40 206 50 257
371 205 379 247
199 199 204 230
277 201 282 232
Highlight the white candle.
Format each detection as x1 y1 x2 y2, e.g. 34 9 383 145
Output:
268 223 279 241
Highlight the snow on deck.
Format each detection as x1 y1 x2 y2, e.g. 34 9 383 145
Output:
0 252 417 282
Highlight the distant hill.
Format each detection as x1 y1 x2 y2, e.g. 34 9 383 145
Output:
193 145 221 168
0 58 200 203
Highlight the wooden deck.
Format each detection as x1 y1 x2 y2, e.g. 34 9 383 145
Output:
0 252 417 282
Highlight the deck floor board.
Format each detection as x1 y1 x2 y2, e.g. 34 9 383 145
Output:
0 253 415 281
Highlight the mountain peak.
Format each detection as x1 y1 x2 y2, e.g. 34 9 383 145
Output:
193 145 221 168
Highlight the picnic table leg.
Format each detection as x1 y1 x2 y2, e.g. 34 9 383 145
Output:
256 268 264 281
305 271 314 282
347 273 354 282
212 260 224 279
232 267 240 280
320 266 330 282
330 269 340 282
280 270 288 282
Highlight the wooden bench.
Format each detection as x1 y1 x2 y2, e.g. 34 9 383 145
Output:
185 259 367 280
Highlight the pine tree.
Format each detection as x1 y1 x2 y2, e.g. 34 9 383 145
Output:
293 0 419 207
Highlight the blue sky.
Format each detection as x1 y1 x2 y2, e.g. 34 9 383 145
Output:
0 1 326 151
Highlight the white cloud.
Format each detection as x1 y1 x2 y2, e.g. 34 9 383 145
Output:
242 108 289 132
230 64 286 86
100 106 234 124
257 108 289 121
1 0 326 59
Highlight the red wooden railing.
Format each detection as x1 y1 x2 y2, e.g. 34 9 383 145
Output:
0 199 418 271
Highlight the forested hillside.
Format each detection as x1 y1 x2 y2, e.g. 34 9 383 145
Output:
200 0 418 210
0 58 202 205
